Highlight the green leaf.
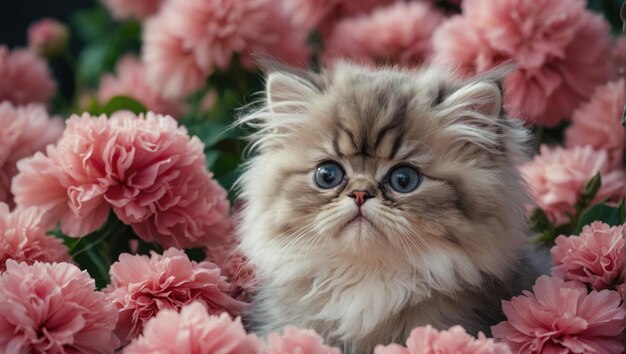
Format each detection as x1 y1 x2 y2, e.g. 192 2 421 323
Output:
578 172 602 209
187 121 238 148
100 96 147 115
575 203 624 234
76 42 110 88
71 7 113 43
529 207 553 234
50 213 135 289
204 150 221 170
74 18 141 89
63 231 111 289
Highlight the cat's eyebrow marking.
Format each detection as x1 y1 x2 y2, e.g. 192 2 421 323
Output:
432 84 447 106
388 132 404 159
332 135 343 157
337 122 359 153
397 144 422 161
331 120 344 157
374 95 408 151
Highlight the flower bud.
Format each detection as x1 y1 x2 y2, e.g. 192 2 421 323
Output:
27 18 69 59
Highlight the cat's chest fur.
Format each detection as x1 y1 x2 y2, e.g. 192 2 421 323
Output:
248 244 509 354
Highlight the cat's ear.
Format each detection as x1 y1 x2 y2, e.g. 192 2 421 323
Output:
266 72 321 113
257 57 324 113
438 64 513 121
435 66 527 154
444 80 503 119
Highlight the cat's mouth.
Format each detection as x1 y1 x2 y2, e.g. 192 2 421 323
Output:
346 214 381 235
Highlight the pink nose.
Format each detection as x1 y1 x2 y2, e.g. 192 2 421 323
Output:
351 190 371 206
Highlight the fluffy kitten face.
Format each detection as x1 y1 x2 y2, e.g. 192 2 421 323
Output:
237 62 529 346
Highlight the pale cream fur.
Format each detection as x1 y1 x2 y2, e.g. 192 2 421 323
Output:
236 62 530 353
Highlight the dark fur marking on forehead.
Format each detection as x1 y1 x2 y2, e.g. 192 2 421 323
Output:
433 84 447 106
389 132 404 159
376 89 390 108
332 120 344 157
332 135 343 157
337 121 359 153
374 95 408 151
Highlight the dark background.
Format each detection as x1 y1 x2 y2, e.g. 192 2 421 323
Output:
1 1 91 48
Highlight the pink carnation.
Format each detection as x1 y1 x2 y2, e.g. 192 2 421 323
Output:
98 55 185 117
0 102 62 205
266 326 341 354
432 0 613 127
125 301 263 354
12 111 230 248
613 36 626 77
143 0 310 99
551 222 624 292
520 145 625 226
0 260 119 353
323 2 444 66
374 325 511 354
27 18 69 58
104 248 249 344
566 79 624 169
492 275 625 354
0 46 56 106
101 0 163 20
0 203 70 271
431 16 506 76
283 0 394 32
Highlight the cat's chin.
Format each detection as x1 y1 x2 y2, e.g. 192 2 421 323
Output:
339 215 382 245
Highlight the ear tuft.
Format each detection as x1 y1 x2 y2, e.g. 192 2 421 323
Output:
266 72 321 113
445 81 503 119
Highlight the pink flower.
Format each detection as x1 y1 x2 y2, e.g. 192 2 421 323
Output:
124 301 263 354
142 17 207 101
492 275 625 354
98 55 185 117
0 260 119 353
265 326 341 354
566 79 624 169
101 0 163 20
0 46 56 106
431 16 506 76
613 36 625 76
0 203 70 271
143 0 310 99
431 0 613 127
283 0 394 32
12 111 230 248
374 325 511 354
104 248 249 344
322 2 444 66
551 222 624 292
464 0 584 67
0 102 62 205
27 18 69 58
520 145 625 226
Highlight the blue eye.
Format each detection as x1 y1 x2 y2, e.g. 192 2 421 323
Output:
314 162 345 189
388 166 421 193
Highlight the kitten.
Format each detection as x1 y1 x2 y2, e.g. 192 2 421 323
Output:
236 61 531 353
